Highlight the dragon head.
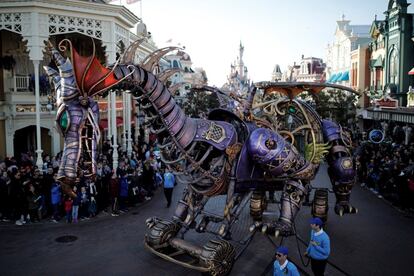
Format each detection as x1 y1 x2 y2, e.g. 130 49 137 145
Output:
44 39 121 196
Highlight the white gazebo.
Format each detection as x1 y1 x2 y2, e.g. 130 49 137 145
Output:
0 0 157 167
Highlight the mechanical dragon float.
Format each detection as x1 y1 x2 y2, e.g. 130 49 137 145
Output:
45 39 358 276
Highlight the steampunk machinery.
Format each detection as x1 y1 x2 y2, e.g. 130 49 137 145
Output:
45 39 358 275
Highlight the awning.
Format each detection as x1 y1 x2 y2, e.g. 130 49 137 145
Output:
326 73 337 83
332 72 343 83
338 71 349 82
99 117 123 130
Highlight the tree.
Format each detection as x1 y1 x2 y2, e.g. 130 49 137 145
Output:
313 89 358 124
181 90 220 118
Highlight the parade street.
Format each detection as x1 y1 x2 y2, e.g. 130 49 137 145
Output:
0 164 413 276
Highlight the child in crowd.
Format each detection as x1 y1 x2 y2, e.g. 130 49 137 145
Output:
64 195 73 223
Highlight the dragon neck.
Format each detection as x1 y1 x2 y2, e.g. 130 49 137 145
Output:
138 67 190 143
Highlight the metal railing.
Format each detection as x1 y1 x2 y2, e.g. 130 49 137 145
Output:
12 75 30 92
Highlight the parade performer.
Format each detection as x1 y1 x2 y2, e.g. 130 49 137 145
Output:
305 217 330 276
274 246 300 276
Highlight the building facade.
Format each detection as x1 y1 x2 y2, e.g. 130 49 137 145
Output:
383 0 414 105
0 0 157 162
296 56 326 82
350 45 370 93
281 56 326 83
361 0 414 132
368 18 387 97
163 50 208 102
325 15 371 87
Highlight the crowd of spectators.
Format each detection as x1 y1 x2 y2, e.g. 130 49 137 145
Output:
355 136 414 211
0 132 165 226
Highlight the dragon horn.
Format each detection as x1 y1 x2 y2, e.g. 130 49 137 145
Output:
51 49 66 68
157 68 182 83
121 38 146 64
141 46 181 72
44 40 66 68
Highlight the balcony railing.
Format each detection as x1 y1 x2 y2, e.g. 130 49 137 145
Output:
5 75 51 95
5 75 26 92
5 75 31 92
14 103 56 114
15 75 30 92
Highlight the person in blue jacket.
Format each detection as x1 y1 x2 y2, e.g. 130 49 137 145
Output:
274 246 300 276
50 177 61 222
304 217 330 276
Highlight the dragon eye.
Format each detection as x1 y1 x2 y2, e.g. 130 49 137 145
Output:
60 111 68 129
59 111 69 132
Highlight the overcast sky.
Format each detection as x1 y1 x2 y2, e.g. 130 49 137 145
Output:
118 0 413 87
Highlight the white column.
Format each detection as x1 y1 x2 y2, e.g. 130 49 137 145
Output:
134 103 140 143
122 92 127 151
107 95 112 141
127 92 132 158
102 21 118 168
111 91 118 169
34 60 43 167
5 117 15 158
134 110 139 143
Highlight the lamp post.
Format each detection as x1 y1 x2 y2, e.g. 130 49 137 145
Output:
111 90 118 170
34 60 43 168
126 91 132 158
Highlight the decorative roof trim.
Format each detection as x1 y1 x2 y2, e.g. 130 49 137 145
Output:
0 0 140 27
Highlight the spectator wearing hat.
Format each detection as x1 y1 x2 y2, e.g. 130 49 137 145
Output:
274 246 300 276
305 217 330 276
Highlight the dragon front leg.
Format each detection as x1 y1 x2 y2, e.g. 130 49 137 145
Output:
322 119 357 216
258 180 308 237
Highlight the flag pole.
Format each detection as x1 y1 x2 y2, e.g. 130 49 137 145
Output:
140 0 142 19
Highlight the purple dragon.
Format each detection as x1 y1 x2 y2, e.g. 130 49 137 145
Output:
45 39 358 276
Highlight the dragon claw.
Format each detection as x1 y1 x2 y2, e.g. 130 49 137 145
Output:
260 221 294 237
335 203 357 216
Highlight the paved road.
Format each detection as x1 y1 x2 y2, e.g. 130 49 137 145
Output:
1 164 414 276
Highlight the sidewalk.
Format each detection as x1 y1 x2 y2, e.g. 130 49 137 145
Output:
0 190 156 229
359 182 414 217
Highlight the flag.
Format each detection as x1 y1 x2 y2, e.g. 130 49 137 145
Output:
165 38 173 43
126 0 140 4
